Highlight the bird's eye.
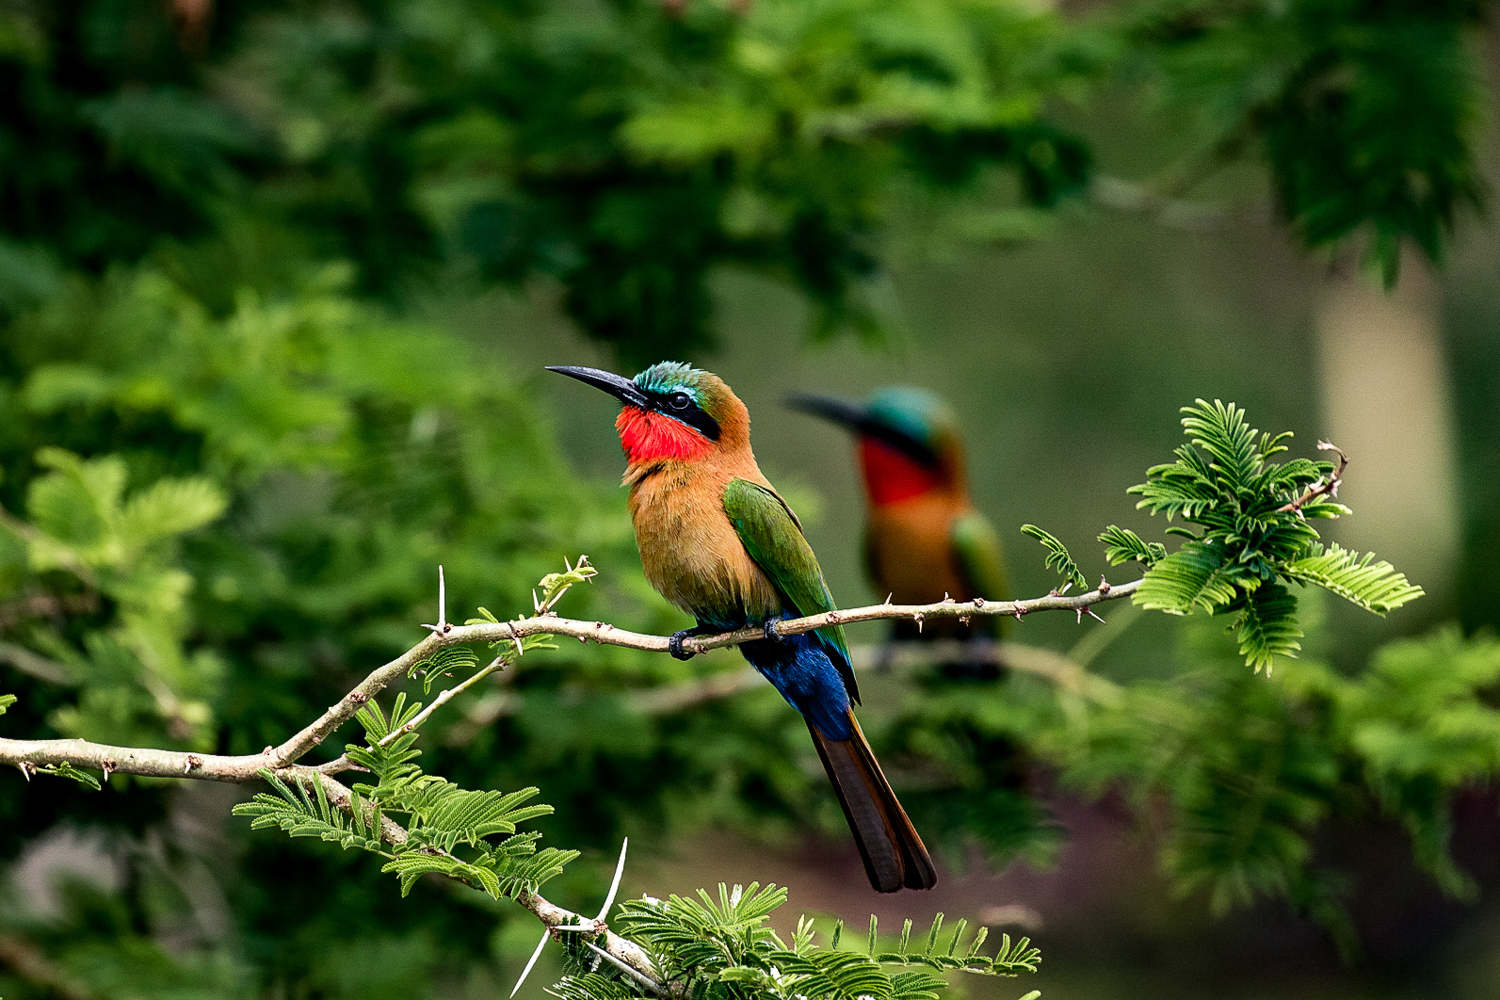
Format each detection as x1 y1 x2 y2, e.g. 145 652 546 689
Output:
667 392 692 411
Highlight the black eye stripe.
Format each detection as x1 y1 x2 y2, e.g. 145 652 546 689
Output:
641 387 721 440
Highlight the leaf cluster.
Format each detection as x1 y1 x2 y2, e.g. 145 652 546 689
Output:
1121 0 1489 283
1121 399 1420 670
234 692 577 902
1029 622 1500 951
545 883 1039 1000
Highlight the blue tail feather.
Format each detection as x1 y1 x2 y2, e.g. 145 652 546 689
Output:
738 625 853 741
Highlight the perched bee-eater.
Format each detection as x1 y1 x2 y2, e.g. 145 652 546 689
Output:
789 388 1010 645
549 362 937 892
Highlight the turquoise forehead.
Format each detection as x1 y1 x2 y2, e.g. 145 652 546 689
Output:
865 387 959 445
634 361 710 396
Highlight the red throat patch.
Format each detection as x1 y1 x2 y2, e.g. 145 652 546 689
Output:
617 407 714 465
859 437 944 505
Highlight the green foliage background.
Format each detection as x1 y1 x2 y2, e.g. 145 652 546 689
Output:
1 0 1498 998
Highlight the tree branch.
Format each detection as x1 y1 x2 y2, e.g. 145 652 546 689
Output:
0 576 1138 996
2 578 1140 780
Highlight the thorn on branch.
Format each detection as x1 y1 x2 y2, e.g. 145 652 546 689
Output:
102 758 116 781
1098 576 1111 595
17 761 33 781
912 612 924 634
973 597 985 610
512 929 550 998
183 754 203 773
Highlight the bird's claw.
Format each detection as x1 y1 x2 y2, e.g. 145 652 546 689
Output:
763 620 783 642
668 629 698 660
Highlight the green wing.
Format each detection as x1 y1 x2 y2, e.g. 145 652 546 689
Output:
721 478 855 696
952 510 1010 636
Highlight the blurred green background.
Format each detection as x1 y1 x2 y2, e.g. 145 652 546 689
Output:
3 1 1499 998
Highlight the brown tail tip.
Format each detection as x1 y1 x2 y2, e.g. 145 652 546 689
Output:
807 712 938 892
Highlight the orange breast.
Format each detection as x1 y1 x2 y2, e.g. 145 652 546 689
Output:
866 494 972 604
627 460 783 624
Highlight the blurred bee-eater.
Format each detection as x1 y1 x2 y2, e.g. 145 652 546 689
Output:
789 388 1010 645
549 362 937 892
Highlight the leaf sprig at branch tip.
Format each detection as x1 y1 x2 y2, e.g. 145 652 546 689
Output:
1122 399 1420 671
554 882 1043 1000
1020 400 1420 672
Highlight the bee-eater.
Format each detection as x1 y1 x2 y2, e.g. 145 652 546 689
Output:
788 388 1010 645
548 362 937 892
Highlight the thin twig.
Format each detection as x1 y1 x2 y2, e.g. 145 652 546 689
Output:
1276 441 1349 514
0 640 76 686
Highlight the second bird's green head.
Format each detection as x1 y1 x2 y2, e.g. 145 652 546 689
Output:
547 361 746 465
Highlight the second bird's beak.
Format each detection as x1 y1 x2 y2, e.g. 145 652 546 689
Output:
547 366 651 409
787 392 938 466
785 393 873 433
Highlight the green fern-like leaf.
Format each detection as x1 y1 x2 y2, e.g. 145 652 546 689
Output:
1180 398 1260 489
547 974 636 1000
411 645 481 693
36 760 102 791
1099 525 1166 567
1282 544 1424 614
488 846 579 898
769 948 892 999
117 476 227 545
534 555 598 613
1019 524 1086 590
232 770 389 855
382 852 501 898
890 969 948 1000
1134 545 1240 614
985 933 1042 976
1234 584 1303 673
400 781 552 850
0 693 15 715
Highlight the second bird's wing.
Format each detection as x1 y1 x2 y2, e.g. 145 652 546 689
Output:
721 478 856 700
951 510 1010 631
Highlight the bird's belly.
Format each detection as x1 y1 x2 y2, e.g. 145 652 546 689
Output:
868 506 968 604
630 476 782 627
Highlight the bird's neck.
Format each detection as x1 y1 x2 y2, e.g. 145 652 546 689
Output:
859 437 957 506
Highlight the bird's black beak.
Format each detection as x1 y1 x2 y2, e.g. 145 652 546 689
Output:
547 366 651 409
786 393 873 433
786 392 937 466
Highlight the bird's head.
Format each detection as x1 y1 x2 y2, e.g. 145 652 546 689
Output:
547 361 747 469
788 386 966 504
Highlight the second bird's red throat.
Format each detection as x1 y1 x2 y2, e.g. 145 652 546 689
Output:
617 406 715 466
859 437 946 505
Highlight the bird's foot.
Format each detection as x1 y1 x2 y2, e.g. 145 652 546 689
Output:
668 629 700 660
762 620 784 642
